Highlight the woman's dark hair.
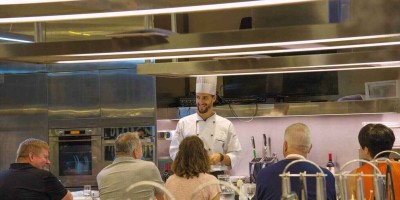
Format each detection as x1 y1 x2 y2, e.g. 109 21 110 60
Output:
172 136 210 179
358 123 395 158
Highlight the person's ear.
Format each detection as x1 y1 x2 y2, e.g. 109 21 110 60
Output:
28 152 35 161
212 95 216 103
362 147 370 157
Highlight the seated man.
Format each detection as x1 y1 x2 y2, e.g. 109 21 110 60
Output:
97 132 164 200
256 123 336 200
351 123 400 199
0 138 73 200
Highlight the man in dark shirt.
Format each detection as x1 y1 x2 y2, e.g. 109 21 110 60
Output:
0 138 73 200
256 123 336 200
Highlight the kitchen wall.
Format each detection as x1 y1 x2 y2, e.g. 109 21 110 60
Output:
0 62 157 170
157 113 400 176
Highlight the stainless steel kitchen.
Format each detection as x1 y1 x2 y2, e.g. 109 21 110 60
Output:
1 0 400 199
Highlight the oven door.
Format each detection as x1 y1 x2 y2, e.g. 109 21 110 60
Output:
49 135 102 188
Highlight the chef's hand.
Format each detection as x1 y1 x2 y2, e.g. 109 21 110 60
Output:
209 153 222 165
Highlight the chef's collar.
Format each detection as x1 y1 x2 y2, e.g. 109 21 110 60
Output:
285 154 306 160
195 112 216 122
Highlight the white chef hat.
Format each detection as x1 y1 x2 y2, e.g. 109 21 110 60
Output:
196 76 217 95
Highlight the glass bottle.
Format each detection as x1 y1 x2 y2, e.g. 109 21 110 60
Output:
162 163 171 182
326 153 335 174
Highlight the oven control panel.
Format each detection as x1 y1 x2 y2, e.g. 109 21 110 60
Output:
49 128 100 137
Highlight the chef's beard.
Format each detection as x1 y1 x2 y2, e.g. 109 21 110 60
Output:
197 103 211 114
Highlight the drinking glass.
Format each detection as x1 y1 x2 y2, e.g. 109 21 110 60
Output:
83 185 91 197
218 175 235 200
243 183 256 200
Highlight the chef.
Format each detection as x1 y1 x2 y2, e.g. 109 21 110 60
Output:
169 76 242 177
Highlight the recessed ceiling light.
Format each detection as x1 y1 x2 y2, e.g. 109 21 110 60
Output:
0 0 316 23
0 0 79 5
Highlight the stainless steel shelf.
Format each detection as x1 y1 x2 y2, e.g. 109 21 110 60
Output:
156 99 400 120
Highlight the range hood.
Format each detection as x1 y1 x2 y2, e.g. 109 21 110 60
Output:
1 20 400 64
137 47 400 77
0 0 399 75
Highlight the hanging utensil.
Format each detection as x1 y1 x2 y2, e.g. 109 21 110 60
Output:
251 136 256 159
268 136 272 157
316 173 327 200
356 174 365 200
373 173 385 200
386 162 395 200
281 172 292 198
299 172 308 200
262 134 268 159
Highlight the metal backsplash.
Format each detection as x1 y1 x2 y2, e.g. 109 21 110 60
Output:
48 71 101 120
0 63 157 170
0 73 48 170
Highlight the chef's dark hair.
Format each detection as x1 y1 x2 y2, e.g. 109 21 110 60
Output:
358 123 395 158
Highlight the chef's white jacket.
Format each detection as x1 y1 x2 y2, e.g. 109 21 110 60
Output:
169 113 242 171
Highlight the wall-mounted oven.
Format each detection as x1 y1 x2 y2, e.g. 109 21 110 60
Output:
49 128 102 188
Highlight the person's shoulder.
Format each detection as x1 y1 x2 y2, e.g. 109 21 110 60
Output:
176 113 197 125
201 173 218 181
354 163 372 173
181 113 197 120
214 114 233 125
392 160 400 167
137 160 159 169
259 160 291 174
31 168 59 180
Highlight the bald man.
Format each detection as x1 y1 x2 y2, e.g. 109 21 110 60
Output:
256 123 336 200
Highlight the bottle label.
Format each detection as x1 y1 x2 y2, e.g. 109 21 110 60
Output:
327 167 335 174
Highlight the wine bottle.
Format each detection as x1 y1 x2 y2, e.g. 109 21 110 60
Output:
162 163 171 182
326 153 335 174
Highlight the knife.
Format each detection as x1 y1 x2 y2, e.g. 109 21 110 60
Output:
268 136 272 157
263 134 268 159
251 136 256 159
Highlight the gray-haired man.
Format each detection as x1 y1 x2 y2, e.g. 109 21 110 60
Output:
97 132 164 200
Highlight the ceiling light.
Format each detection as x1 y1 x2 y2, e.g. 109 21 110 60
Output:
0 31 34 43
57 40 400 64
0 0 316 23
68 31 91 36
0 0 79 5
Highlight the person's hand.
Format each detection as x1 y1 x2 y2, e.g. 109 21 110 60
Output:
209 153 222 165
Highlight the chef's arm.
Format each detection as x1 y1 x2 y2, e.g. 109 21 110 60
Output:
169 137 180 160
169 125 184 160
226 151 240 168
225 124 242 169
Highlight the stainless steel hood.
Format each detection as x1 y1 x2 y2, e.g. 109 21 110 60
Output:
137 47 400 77
0 0 399 73
1 22 400 64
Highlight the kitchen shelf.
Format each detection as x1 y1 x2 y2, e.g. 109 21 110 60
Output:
157 98 400 120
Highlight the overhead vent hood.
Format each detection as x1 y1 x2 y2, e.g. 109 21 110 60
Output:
1 23 400 64
0 0 399 74
137 47 400 77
